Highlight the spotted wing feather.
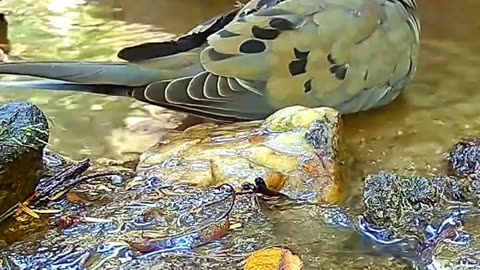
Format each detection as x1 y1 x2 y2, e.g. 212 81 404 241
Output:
200 0 419 113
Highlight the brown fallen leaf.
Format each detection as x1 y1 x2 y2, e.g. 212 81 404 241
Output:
244 247 303 270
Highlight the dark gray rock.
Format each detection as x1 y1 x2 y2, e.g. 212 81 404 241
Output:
448 138 480 179
0 102 49 214
360 171 480 269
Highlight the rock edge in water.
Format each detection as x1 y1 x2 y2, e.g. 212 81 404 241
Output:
137 105 344 204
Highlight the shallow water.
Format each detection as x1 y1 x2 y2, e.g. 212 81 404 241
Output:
0 0 479 268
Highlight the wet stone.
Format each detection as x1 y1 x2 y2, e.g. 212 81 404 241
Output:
360 171 480 268
137 106 343 204
362 172 474 237
420 210 480 269
0 102 49 214
448 137 480 179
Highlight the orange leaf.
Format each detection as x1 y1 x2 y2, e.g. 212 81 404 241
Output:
244 247 303 270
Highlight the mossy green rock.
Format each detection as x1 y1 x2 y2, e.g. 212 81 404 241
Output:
0 102 49 214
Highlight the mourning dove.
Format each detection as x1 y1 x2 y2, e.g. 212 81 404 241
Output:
0 0 420 121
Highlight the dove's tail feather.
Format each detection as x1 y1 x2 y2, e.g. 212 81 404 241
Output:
0 61 172 99
0 61 165 87
0 61 265 121
0 79 137 97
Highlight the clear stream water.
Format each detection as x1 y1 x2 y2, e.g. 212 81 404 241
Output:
0 0 479 268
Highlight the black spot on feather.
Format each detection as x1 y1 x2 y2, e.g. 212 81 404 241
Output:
304 79 312 93
294 48 309 59
208 48 236 61
327 53 336 64
288 48 310 76
269 18 296 31
239 39 266 53
329 64 348 80
218 30 240 38
252 26 280 40
289 61 307 76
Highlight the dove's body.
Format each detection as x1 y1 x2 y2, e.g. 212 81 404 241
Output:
0 0 419 121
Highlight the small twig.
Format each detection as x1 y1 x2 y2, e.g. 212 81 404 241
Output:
0 204 19 224
1 158 132 224
17 204 39 219
36 159 92 198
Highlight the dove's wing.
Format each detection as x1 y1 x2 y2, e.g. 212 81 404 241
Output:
118 7 240 65
202 0 419 112
115 7 241 80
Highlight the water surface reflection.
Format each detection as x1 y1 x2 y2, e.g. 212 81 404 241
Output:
0 0 479 268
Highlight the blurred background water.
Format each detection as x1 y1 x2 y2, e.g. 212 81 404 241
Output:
0 0 239 160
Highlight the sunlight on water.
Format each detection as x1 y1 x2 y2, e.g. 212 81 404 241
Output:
0 0 479 269
46 0 84 37
47 0 85 13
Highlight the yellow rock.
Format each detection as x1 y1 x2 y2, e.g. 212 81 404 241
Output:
136 106 343 203
263 106 338 132
244 248 303 270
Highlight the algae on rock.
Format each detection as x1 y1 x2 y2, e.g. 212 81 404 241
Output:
0 102 49 214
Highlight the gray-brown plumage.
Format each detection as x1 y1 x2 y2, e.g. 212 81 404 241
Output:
0 0 420 121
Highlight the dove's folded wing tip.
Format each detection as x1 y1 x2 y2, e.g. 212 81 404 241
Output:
116 7 240 63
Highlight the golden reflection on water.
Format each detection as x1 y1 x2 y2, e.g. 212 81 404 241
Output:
0 0 215 159
0 0 478 183
0 1 479 267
